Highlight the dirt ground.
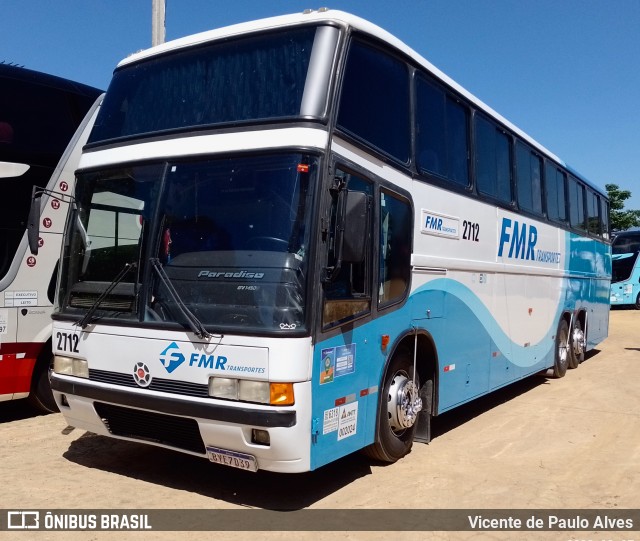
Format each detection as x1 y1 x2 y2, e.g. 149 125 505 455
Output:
1 309 639 541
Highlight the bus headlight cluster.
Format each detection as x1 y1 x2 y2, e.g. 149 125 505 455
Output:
208 377 294 406
53 356 89 378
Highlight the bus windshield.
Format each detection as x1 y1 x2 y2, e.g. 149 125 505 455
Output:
88 25 338 144
611 233 640 283
59 153 317 334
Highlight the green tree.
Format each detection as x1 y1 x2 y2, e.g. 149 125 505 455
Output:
606 183 640 232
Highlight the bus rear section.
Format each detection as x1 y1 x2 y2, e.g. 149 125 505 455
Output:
610 231 640 309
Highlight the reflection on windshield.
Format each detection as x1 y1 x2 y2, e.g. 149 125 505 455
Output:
60 154 316 334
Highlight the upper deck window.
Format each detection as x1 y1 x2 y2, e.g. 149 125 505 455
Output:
475 115 512 204
337 39 410 163
89 26 337 144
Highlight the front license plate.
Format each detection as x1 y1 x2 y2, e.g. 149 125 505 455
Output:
206 446 258 472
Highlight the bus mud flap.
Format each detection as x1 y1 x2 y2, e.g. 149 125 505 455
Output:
414 379 433 444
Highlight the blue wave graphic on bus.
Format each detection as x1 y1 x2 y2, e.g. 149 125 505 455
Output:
412 278 559 368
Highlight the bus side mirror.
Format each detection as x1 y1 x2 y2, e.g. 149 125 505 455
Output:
342 190 367 263
27 193 42 255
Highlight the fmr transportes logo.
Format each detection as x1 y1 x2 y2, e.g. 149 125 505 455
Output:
156 341 266 375
159 342 186 373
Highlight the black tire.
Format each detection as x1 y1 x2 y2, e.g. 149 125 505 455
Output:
27 350 58 414
552 319 569 378
635 292 640 310
363 353 422 463
568 319 585 369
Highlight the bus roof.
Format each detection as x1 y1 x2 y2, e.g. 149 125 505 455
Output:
116 9 605 198
0 63 101 100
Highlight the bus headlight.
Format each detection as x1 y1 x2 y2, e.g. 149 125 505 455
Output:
239 380 270 403
208 377 295 405
208 377 238 400
53 356 89 378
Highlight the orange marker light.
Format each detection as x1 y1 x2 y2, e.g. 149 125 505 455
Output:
297 164 309 173
270 382 295 406
381 334 390 351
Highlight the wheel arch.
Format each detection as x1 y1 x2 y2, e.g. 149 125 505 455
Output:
382 328 439 417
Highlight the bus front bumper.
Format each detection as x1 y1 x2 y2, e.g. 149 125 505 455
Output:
51 374 312 473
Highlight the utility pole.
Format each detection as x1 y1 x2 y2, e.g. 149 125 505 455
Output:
152 0 166 46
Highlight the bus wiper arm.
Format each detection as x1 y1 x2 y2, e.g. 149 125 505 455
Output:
76 262 137 329
150 258 212 340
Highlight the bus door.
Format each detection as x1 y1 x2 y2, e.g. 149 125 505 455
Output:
311 169 377 469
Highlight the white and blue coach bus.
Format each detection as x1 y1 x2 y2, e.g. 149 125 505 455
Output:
36 10 611 472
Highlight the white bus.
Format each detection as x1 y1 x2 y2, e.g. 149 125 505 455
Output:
0 64 101 411
40 10 610 472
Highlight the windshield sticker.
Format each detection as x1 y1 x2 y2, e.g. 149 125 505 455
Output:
319 347 335 384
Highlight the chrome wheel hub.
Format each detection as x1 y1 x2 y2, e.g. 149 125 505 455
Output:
572 327 585 357
388 372 423 433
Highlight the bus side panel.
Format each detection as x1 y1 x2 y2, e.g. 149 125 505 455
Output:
309 324 380 470
0 343 41 396
566 233 611 348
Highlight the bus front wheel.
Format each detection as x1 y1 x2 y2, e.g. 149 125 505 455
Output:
363 353 422 463
635 293 640 310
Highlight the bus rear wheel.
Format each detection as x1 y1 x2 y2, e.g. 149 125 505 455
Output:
635 293 640 310
569 319 585 369
552 319 569 378
363 353 422 463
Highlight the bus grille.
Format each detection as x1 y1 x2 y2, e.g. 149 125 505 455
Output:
93 402 205 454
89 369 209 398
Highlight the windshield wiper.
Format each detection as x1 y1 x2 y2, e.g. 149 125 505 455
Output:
76 262 137 329
150 258 212 340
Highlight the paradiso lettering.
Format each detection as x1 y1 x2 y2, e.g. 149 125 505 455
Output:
498 218 561 264
198 270 265 279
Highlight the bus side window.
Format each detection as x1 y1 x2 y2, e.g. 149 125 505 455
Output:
545 162 568 223
516 141 543 216
322 171 372 328
379 190 412 306
569 176 586 231
415 74 470 187
475 115 512 204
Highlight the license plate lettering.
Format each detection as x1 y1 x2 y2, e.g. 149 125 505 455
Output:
206 446 257 472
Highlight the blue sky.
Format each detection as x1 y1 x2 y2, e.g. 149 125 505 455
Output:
2 0 639 209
